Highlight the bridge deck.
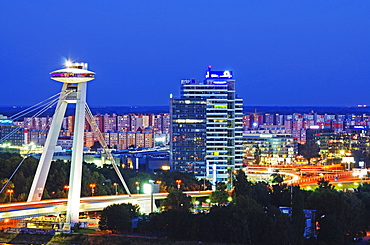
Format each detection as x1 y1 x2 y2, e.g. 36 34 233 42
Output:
0 191 212 221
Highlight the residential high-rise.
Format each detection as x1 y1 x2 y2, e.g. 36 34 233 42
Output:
170 67 243 189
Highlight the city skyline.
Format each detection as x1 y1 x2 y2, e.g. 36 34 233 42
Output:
1 1 370 107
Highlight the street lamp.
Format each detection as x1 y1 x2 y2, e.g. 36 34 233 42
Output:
113 183 118 195
64 185 69 197
156 180 162 192
134 181 140 194
149 180 155 213
63 185 69 198
89 183 96 196
7 189 13 203
176 179 182 189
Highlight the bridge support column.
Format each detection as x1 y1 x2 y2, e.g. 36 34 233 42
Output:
66 82 87 227
27 61 95 231
27 85 69 202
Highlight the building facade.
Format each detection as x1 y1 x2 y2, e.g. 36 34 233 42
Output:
0 119 24 146
243 133 298 165
306 126 370 162
170 67 243 188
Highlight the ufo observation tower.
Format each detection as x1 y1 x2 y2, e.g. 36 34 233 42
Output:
27 61 95 227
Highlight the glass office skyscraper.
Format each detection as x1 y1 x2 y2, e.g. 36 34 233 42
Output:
170 67 243 189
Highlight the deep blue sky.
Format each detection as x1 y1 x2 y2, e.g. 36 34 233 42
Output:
1 1 370 107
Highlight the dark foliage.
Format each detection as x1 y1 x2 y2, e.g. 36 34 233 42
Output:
298 142 320 163
162 189 192 211
99 203 139 233
1 153 370 244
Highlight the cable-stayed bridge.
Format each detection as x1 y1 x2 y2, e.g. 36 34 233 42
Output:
0 61 207 230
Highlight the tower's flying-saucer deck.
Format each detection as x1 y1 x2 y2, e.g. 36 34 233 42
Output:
28 60 96 227
50 62 95 83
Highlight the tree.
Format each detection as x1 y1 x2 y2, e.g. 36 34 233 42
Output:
340 193 367 241
299 141 320 164
307 188 367 243
149 209 193 240
216 182 227 191
90 141 102 151
270 183 291 207
162 189 192 210
210 190 229 205
317 178 334 189
291 186 306 244
250 181 271 206
99 203 140 233
226 195 286 245
0 179 15 203
152 170 203 191
355 183 370 223
232 170 251 198
254 145 262 164
270 173 284 184
189 213 212 241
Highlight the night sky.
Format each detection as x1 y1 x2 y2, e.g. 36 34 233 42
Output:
1 1 370 107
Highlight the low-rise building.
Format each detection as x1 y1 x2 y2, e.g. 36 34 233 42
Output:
243 133 297 165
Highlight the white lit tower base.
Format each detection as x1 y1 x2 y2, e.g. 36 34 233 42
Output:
27 61 95 228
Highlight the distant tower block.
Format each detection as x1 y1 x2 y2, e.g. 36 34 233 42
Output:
27 61 95 226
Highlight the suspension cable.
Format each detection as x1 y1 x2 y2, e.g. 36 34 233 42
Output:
0 97 59 144
1 92 132 197
85 103 132 196
1 91 73 144
0 91 74 193
0 146 34 194
38 90 73 137
10 92 62 120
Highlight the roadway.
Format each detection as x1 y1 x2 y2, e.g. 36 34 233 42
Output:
0 191 212 221
246 165 366 188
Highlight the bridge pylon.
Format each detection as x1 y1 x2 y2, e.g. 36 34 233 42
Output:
27 61 95 228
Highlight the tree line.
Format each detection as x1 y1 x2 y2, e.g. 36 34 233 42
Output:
2 153 370 244
101 171 370 245
0 153 206 203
